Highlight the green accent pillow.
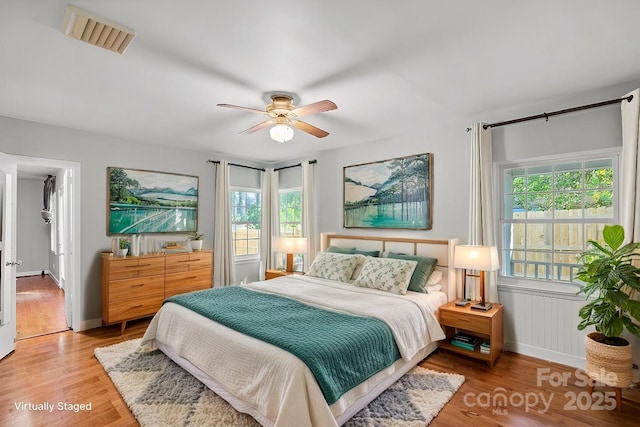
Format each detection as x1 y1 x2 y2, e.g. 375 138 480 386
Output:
388 252 438 293
325 246 380 257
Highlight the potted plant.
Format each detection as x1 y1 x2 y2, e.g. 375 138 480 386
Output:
117 237 129 257
188 231 203 251
576 224 640 388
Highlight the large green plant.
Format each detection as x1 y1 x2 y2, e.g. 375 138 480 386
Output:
576 225 640 344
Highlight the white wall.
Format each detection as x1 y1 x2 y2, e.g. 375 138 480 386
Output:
16 178 49 275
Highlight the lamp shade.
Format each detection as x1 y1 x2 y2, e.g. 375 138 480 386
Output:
272 236 308 254
270 124 294 143
454 245 499 271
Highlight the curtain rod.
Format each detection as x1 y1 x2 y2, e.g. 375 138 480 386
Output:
207 160 265 172
274 159 317 172
466 94 634 132
207 159 317 172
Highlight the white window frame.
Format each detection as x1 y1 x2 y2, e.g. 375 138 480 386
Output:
231 187 261 260
496 148 619 292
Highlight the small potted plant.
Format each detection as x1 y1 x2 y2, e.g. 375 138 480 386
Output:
576 224 640 388
117 237 129 257
188 231 204 251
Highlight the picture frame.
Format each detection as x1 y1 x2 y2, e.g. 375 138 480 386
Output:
343 153 433 229
107 167 198 235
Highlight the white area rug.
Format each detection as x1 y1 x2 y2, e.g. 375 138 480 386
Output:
95 339 464 426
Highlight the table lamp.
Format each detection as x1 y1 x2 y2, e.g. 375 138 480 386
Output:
453 245 500 311
272 236 308 272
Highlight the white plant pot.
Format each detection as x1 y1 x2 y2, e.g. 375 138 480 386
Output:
117 248 128 257
190 240 203 251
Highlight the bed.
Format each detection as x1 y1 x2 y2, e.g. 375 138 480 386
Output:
140 234 460 426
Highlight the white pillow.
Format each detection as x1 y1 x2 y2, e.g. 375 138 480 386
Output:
427 270 443 285
352 257 417 295
307 252 364 283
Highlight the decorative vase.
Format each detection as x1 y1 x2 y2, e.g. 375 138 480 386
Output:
585 331 633 388
190 240 203 251
117 248 128 257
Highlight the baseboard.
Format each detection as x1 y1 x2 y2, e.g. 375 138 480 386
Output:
505 341 585 369
16 270 50 278
75 318 102 332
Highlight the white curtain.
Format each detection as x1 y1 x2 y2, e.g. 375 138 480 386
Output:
259 168 280 280
619 88 640 373
213 160 236 286
468 122 499 303
301 161 317 271
620 88 640 243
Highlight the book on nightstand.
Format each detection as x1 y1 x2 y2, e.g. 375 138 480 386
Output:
451 333 480 351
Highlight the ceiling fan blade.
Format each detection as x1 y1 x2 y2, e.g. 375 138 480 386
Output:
239 120 274 135
217 103 268 115
290 100 337 117
292 120 329 138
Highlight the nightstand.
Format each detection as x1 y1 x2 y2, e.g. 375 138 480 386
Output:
265 269 304 280
438 300 504 367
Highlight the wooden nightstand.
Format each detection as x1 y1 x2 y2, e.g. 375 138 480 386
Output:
438 300 504 367
265 269 304 280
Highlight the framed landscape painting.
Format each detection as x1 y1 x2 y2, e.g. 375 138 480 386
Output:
343 153 433 229
107 167 198 235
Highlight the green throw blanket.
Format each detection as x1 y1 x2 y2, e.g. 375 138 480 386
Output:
165 286 401 404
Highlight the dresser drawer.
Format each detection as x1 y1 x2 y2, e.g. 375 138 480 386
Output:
165 268 212 298
109 258 141 280
187 253 211 270
440 310 491 335
137 257 165 277
108 276 165 303
108 295 164 322
165 254 191 274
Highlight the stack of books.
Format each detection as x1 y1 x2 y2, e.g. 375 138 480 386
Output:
480 341 491 354
450 333 480 351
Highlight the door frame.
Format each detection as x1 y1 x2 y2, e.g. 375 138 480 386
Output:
13 155 81 331
0 152 17 359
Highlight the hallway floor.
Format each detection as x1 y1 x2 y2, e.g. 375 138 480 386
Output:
16 274 69 339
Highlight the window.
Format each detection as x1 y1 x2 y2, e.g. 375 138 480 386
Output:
279 190 302 237
499 153 617 285
279 189 304 270
231 190 261 257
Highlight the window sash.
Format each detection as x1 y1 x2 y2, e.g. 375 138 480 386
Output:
498 152 618 285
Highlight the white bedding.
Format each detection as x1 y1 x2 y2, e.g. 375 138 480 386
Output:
140 275 447 427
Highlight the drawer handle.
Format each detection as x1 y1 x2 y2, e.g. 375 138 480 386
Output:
132 284 144 287
131 304 143 309
125 265 138 268
457 318 470 322
178 260 190 263
185 276 197 280
139 264 152 267
191 258 201 262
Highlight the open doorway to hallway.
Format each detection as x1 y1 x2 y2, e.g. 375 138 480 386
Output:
16 274 69 339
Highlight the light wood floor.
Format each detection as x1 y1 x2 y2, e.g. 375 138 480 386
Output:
1 318 639 426
16 274 69 339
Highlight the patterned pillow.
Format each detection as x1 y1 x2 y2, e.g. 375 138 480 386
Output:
352 257 418 295
387 252 438 293
307 252 364 283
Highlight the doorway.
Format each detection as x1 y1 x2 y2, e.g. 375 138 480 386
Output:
14 156 80 336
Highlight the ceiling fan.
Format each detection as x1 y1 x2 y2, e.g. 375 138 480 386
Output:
217 95 337 142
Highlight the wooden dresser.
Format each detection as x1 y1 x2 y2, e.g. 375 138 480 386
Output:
101 250 212 333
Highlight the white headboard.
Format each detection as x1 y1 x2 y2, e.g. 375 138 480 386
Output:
320 233 460 302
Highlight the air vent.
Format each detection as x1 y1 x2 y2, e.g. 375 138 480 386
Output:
61 5 136 54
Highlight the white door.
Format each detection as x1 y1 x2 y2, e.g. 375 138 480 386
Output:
0 152 18 360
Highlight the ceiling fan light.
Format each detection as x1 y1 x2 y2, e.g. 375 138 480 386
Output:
270 124 294 143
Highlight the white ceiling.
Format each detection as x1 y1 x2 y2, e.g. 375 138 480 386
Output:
1 1 640 163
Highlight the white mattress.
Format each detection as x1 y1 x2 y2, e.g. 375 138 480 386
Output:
141 275 447 427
